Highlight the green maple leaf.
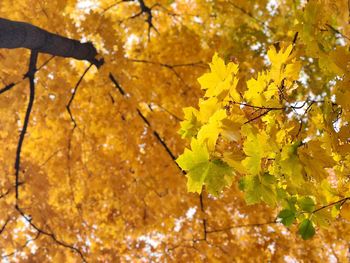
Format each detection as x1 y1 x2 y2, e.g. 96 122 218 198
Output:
176 139 233 196
240 173 277 206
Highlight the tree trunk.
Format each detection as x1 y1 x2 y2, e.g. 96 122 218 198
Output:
0 17 103 67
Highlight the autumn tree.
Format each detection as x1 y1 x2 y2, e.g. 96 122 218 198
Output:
0 0 350 262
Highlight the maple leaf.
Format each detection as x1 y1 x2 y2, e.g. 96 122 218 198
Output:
178 107 201 138
240 173 277 206
3 0 350 260
198 53 239 98
176 138 233 196
241 126 270 175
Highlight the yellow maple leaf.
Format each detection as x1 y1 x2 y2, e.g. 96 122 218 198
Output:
197 109 227 151
198 53 239 98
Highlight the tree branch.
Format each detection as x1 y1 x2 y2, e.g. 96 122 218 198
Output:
0 217 10 235
0 18 103 67
130 0 160 40
15 206 86 262
199 193 208 241
313 197 350 214
109 73 182 168
0 55 55 96
66 64 93 128
15 50 38 201
206 220 277 234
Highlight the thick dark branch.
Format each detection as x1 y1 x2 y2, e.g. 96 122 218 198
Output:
15 50 38 201
0 17 103 67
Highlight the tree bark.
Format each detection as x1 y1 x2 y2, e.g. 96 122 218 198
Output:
0 17 103 67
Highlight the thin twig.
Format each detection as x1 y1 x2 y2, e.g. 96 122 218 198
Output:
0 217 10 235
244 109 271 124
206 220 277 234
109 73 126 95
325 24 350 41
0 55 54 96
127 58 206 88
313 197 350 214
228 1 275 32
199 193 207 241
15 206 87 262
109 72 181 168
2 232 41 259
66 64 93 128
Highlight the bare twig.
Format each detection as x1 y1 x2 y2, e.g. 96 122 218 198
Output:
0 217 10 235
0 83 15 95
129 0 160 40
66 64 93 128
15 206 86 262
109 73 181 167
228 1 275 32
313 197 350 214
101 0 133 15
2 232 40 259
206 220 277 234
127 58 206 88
0 55 55 96
244 109 271 124
109 73 126 95
325 23 350 41
199 193 207 241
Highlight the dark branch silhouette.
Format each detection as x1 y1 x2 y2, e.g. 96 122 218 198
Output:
130 0 160 40
15 50 38 201
0 55 55 96
109 73 180 166
0 83 15 95
109 73 126 95
0 217 10 235
206 220 278 234
15 206 86 262
8 47 87 263
127 58 206 88
2 232 40 259
0 17 103 67
199 193 208 241
228 1 275 32
66 64 94 128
